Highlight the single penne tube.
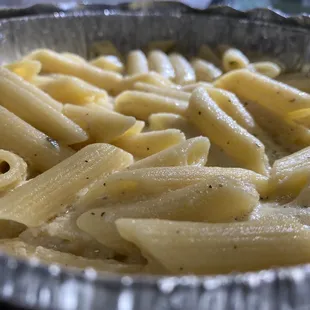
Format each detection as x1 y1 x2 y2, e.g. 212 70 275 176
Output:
0 68 88 145
205 87 256 131
191 58 222 82
115 91 188 120
31 75 55 87
0 106 74 172
38 74 108 105
129 137 210 169
61 52 86 64
222 48 250 72
78 177 259 254
147 50 175 79
0 239 142 273
187 87 269 175
0 144 133 227
214 69 310 117
181 82 214 92
126 50 148 75
104 166 269 200
117 71 176 93
116 217 310 274
133 82 190 101
5 60 41 81
277 73 310 93
25 49 123 94
63 104 135 143
244 100 310 152
113 129 186 158
148 113 200 138
247 61 281 78
0 66 61 111
169 53 196 85
0 150 27 193
205 89 283 162
115 120 145 138
269 147 310 198
90 55 124 73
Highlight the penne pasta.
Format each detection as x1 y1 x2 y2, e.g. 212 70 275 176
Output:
63 104 135 143
62 52 86 64
248 61 281 78
0 239 142 273
222 48 249 72
117 71 176 93
129 137 210 169
148 113 199 138
4 60 41 81
187 87 269 175
0 144 133 227
115 91 188 120
0 106 75 172
90 55 124 73
78 176 259 254
215 69 310 117
181 82 214 92
269 147 310 198
2 46 310 275
0 150 27 193
38 74 108 105
244 100 310 152
205 87 256 131
191 58 222 82
104 166 269 200
0 68 88 145
116 218 310 274
126 50 148 75
133 82 190 101
25 49 123 94
0 66 61 111
147 50 175 79
169 53 196 85
113 129 186 158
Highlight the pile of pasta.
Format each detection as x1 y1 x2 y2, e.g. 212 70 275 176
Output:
1 42 310 276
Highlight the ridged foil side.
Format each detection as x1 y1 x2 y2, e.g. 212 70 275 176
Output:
0 4 310 310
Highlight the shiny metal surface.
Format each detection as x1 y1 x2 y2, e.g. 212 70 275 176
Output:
1 4 310 309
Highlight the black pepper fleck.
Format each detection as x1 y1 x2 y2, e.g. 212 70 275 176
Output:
147 147 150 151
289 99 296 102
209 185 212 189
91 212 95 215
85 160 88 163
86 177 89 180
233 245 237 249
103 183 106 186
101 212 105 217
198 111 201 115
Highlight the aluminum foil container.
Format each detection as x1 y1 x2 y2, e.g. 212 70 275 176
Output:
1 3 310 310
